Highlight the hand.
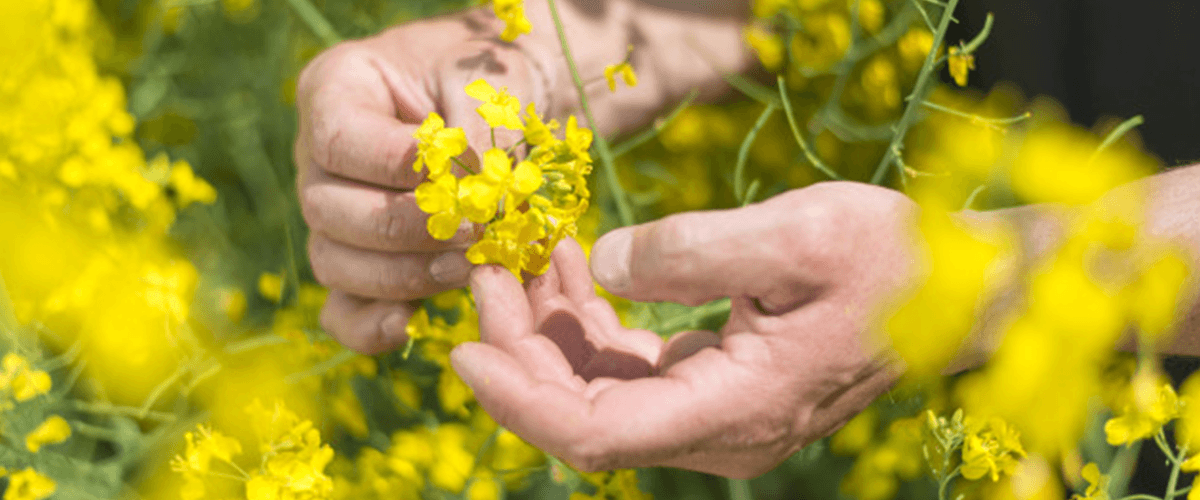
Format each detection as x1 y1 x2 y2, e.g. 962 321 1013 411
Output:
295 11 546 354
451 182 921 478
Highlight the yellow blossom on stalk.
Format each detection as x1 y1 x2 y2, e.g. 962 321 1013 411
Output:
2 468 56 500
948 46 975 87
413 113 468 178
1071 463 1110 500
466 79 524 130
523 104 559 146
415 173 466 240
467 209 548 278
258 272 284 303
960 416 1026 482
0 353 51 402
459 148 543 223
493 0 532 42
1104 376 1180 446
604 62 638 92
171 425 243 475
25 415 71 452
1176 372 1200 458
897 28 934 73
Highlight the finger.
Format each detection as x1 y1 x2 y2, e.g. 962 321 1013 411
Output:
657 330 721 374
298 44 432 189
299 162 478 252
452 338 761 472
308 233 471 300
471 265 581 389
320 291 417 355
589 200 828 308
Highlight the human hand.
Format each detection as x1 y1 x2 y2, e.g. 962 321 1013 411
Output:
295 12 548 354
451 182 921 478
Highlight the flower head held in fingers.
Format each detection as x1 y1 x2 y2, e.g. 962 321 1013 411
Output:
411 79 593 279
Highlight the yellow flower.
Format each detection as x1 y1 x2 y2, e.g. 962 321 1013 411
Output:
744 25 784 72
25 415 71 453
466 209 548 278
603 62 638 92
494 0 532 42
3 468 56 500
168 159 218 207
960 417 1026 482
465 79 524 130
171 425 244 474
1105 379 1180 446
1 353 51 402
1071 463 1110 500
258 272 284 303
415 173 466 240
413 112 468 178
948 46 975 87
458 148 543 223
523 103 559 147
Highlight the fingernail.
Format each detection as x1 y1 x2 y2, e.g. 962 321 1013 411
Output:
430 252 472 285
380 311 408 342
591 230 633 292
449 345 478 386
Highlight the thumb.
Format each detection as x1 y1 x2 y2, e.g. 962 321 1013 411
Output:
589 203 816 307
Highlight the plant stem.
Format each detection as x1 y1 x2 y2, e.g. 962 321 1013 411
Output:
1091 115 1145 161
778 75 839 180
282 0 342 48
727 478 753 500
1166 442 1187 500
545 0 634 227
734 103 778 203
870 0 961 186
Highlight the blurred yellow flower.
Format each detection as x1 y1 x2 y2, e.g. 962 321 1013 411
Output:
257 272 284 303
523 103 559 146
1071 463 1110 500
25 415 71 452
1105 378 1180 446
745 25 784 72
2 468 56 500
168 159 218 207
1 353 51 403
494 0 532 42
414 112 468 178
466 79 524 130
603 62 638 92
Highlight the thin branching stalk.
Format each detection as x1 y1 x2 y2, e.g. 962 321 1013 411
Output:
545 0 634 227
1091 115 1145 161
778 75 840 180
735 103 778 203
283 0 342 47
871 0 961 186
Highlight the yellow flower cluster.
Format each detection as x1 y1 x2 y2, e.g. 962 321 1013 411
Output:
0 0 216 407
172 399 335 500
603 62 638 92
0 353 51 408
413 79 592 279
0 468 57 500
570 469 652 500
959 417 1026 482
332 411 544 500
407 289 482 416
833 408 925 500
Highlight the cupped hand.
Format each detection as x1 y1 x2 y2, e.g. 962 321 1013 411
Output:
295 11 548 354
451 182 922 478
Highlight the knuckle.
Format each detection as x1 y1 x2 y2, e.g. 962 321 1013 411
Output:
299 185 326 230
307 236 333 286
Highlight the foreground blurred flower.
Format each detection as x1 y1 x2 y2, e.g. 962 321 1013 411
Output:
1 468 57 500
25 415 71 453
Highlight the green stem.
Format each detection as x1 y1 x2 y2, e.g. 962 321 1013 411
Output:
1166 442 1187 500
870 0 961 186
69 401 176 423
920 100 1030 128
545 0 634 227
1091 115 1145 162
778 75 839 180
961 13 994 53
282 0 342 48
611 90 700 158
727 478 753 500
937 466 961 500
1120 495 1166 500
734 103 778 203
961 185 986 209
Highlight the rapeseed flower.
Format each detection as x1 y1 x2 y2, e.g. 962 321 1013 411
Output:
948 47 975 87
414 112 468 178
415 173 465 240
0 353 51 403
458 148 543 223
494 0 532 42
604 62 638 92
465 79 524 130
2 468 56 500
1071 463 1110 500
960 416 1025 482
25 415 71 452
1105 376 1180 446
